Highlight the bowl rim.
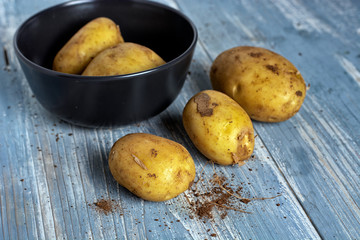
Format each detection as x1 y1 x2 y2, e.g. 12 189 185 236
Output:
13 0 198 82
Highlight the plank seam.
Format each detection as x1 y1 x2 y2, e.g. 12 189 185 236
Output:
4 136 20 240
55 141 77 239
109 129 129 240
96 129 120 240
255 132 324 239
0 134 9 240
26 118 48 240
40 117 70 239
71 126 96 240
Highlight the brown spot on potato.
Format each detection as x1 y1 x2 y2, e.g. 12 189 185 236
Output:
151 149 158 158
234 55 242 62
265 64 279 75
194 93 217 117
108 53 116 59
256 104 265 113
211 66 218 74
231 150 246 164
231 129 253 164
268 116 280 121
237 130 248 141
176 170 183 181
295 90 303 96
248 52 263 58
147 173 157 178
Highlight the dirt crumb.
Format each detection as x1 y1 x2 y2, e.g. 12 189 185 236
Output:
240 198 251 204
92 199 120 215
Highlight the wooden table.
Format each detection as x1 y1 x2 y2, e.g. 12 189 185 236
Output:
1 0 359 239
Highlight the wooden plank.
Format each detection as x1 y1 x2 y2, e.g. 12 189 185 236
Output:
0 0 306 237
158 48 319 239
176 0 360 239
1 0 359 239
1 1 67 239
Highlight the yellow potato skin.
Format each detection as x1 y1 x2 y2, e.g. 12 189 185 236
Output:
210 46 306 122
53 17 124 74
82 42 166 76
108 133 195 202
183 90 255 166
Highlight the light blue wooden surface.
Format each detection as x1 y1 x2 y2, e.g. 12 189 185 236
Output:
1 0 359 239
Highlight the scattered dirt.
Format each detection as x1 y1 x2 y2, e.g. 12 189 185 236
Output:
89 165 280 234
183 169 280 221
184 172 252 220
91 198 121 216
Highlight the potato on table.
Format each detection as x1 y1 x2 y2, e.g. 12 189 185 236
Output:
183 90 255 166
82 42 165 76
53 17 124 74
108 133 196 202
210 46 306 122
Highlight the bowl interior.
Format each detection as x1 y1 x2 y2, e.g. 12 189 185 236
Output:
16 0 196 71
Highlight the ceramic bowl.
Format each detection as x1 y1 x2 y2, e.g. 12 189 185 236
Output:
14 0 197 127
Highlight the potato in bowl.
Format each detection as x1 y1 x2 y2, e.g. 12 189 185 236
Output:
53 17 124 74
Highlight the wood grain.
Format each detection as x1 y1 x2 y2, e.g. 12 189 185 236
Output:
1 0 359 239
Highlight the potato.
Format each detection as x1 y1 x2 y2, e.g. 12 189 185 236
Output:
82 42 166 76
210 46 306 122
53 17 124 74
183 90 254 166
108 133 195 201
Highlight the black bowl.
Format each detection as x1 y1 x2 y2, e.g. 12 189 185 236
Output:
14 0 197 127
